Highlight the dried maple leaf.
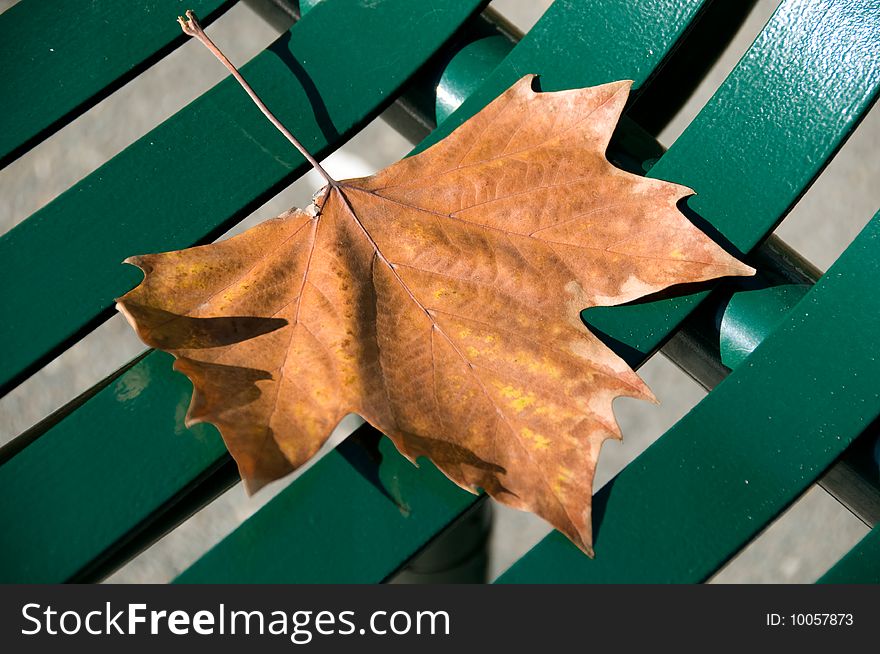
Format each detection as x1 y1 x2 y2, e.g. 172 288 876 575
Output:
117 12 753 555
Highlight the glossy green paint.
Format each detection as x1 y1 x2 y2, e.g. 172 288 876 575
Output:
719 284 810 369
176 433 474 583
0 352 226 584
584 0 880 359
175 0 732 582
5 0 874 585
498 0 880 581
415 0 713 153
0 0 716 583
0 0 235 165
299 0 323 15
817 525 880 584
0 0 711 396
0 0 487 583
0 0 486 396
435 35 514 124
500 211 880 583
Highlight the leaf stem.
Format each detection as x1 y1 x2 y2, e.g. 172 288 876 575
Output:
178 10 337 186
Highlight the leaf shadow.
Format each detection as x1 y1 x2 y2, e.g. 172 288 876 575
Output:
338 425 510 515
175 357 273 415
580 322 647 369
676 196 750 262
121 302 288 350
171 357 297 488
590 476 618 547
338 425 408 511
268 32 340 145
402 432 507 476
580 197 757 367
401 433 516 510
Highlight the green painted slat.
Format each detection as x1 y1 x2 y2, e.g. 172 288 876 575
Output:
176 432 474 583
177 0 879 582
0 353 225 584
499 212 880 583
416 0 877 368
0 0 235 166
0 0 486 396
0 0 714 584
497 0 880 581
417 0 714 145
583 0 880 360
817 525 880 584
0 0 487 584
177 0 743 583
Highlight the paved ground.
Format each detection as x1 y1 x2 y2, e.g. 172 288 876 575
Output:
0 0 875 583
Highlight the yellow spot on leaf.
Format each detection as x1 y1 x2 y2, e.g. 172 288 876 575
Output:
494 383 537 412
520 427 550 450
522 354 562 379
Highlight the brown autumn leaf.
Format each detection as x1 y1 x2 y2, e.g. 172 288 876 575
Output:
117 72 753 555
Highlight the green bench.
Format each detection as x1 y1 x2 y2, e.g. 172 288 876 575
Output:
1 0 878 583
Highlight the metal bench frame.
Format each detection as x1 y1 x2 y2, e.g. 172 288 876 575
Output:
1 0 878 584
